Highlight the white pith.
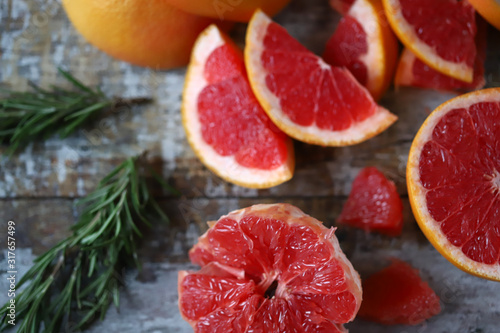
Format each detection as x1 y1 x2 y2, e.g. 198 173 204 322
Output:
348 0 385 95
182 25 294 189
245 11 397 147
408 88 500 280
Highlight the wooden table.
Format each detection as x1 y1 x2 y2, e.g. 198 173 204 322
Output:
1 0 500 332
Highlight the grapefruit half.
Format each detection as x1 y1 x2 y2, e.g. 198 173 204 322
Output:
178 203 362 332
182 25 294 189
407 88 500 281
323 0 399 100
383 0 477 82
245 10 397 147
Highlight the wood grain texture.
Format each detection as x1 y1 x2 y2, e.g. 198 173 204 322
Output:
1 0 500 332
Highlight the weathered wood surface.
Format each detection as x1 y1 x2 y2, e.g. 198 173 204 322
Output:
1 0 500 332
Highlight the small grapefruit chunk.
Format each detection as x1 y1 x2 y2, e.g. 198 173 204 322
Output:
338 167 404 236
245 10 397 147
182 25 294 189
178 204 362 332
358 259 441 325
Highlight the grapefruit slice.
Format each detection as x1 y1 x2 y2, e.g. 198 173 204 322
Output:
323 0 399 100
407 88 500 281
338 167 404 236
358 259 441 325
383 0 477 82
395 17 487 92
468 0 500 30
182 25 294 189
245 10 397 147
179 204 362 332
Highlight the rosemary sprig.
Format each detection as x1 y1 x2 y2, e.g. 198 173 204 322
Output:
0 68 150 155
0 155 176 332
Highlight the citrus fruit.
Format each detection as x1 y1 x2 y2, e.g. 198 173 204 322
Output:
245 10 397 147
338 167 404 236
323 0 399 100
394 18 487 92
178 203 363 332
182 26 294 189
407 88 500 281
164 0 291 22
358 259 441 325
61 0 224 69
468 0 500 30
383 0 477 82
330 0 356 14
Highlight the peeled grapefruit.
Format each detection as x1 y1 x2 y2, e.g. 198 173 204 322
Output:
164 0 291 22
245 10 397 147
62 0 223 69
323 0 399 100
338 167 404 236
178 204 363 332
182 26 294 189
383 0 477 82
358 259 441 325
407 88 500 281
394 18 487 92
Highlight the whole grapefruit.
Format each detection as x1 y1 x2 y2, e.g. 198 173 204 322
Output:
62 0 223 69
164 0 291 22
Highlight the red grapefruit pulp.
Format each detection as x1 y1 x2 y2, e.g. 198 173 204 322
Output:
178 204 362 332
182 25 294 188
358 259 441 325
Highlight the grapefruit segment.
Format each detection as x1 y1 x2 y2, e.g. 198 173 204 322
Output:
323 0 399 100
245 10 397 147
179 204 362 332
338 167 404 236
358 259 441 325
182 25 294 189
407 88 500 281
383 0 477 82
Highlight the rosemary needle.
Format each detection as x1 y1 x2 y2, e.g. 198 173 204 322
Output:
0 155 177 332
0 68 150 156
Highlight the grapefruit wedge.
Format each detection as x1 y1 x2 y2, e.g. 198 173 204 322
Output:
383 0 477 82
245 10 397 147
323 0 399 100
182 25 294 189
179 203 362 332
407 88 500 281
395 17 487 92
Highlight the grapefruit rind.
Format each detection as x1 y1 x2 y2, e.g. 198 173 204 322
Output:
407 88 500 281
182 25 295 189
468 0 500 30
383 0 474 83
245 10 397 147
348 0 398 100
